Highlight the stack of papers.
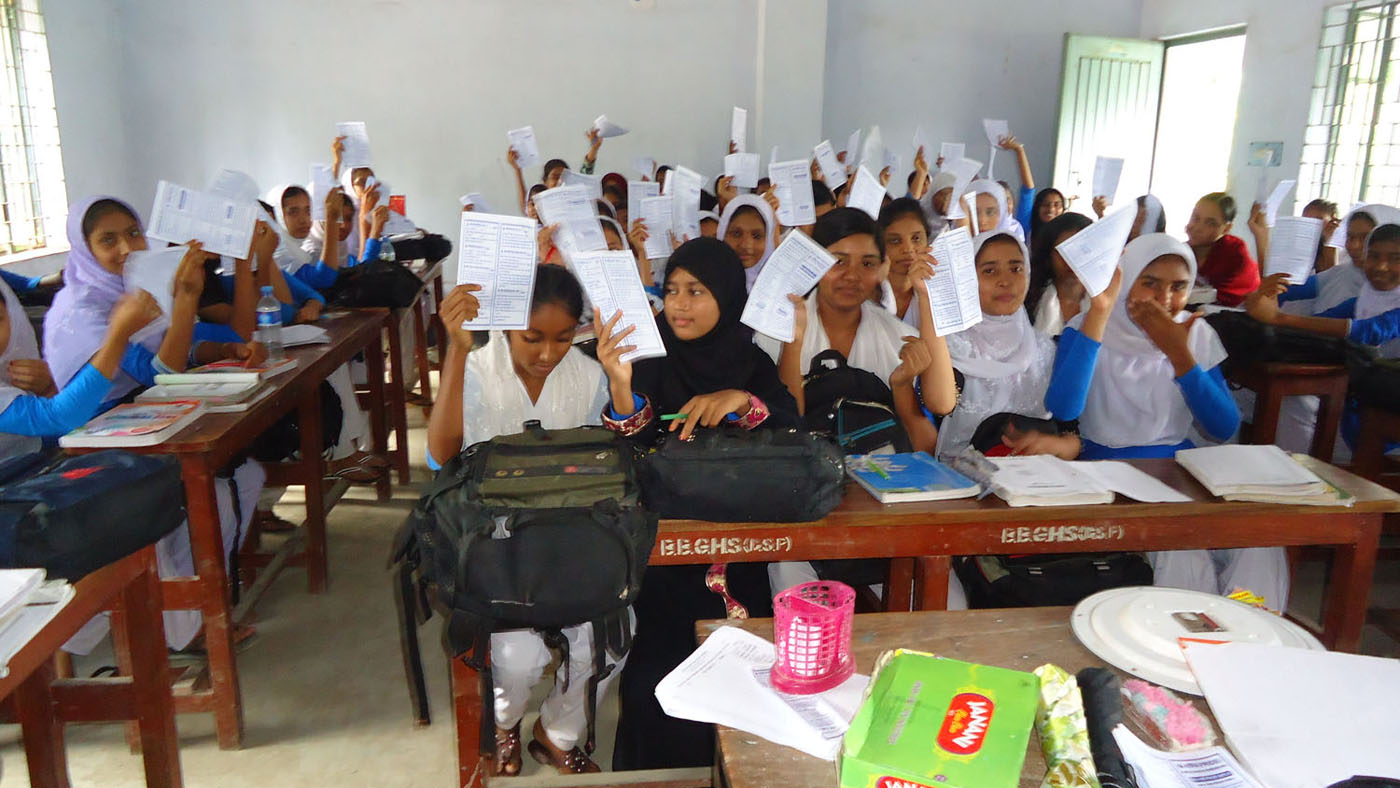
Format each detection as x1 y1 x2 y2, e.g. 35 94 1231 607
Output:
1175 444 1351 506
949 451 1191 507
137 379 267 407
0 571 73 678
281 324 330 347
655 625 868 761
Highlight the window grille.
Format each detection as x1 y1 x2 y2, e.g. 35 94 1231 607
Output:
0 0 66 259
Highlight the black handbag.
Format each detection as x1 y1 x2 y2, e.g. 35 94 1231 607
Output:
635 427 845 522
1348 345 1400 414
1206 310 1354 365
953 553 1153 609
325 259 423 308
0 451 185 580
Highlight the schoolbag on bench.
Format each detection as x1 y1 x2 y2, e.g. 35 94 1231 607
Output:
802 349 912 455
390 422 657 756
0 451 185 581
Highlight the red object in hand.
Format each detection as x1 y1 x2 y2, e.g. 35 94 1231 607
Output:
389 195 406 216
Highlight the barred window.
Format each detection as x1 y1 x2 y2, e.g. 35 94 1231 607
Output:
0 0 65 259
1301 1 1400 206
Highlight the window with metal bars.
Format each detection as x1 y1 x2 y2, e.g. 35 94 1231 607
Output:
1301 1 1400 207
0 0 65 260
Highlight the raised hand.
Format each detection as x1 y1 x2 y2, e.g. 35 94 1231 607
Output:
441 284 482 352
889 335 934 388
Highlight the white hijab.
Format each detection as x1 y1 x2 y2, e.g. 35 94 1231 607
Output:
966 179 1025 242
936 233 1056 456
0 278 42 455
1070 233 1229 449
260 183 313 273
1356 223 1400 357
460 330 607 449
717 195 777 291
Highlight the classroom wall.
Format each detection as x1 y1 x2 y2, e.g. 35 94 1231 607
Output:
1138 0 1332 216
821 0 1146 191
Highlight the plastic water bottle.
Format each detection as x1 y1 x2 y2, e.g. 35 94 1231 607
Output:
378 238 395 263
255 286 284 361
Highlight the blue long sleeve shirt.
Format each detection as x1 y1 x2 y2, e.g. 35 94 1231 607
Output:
0 364 112 437
1315 297 1400 346
1015 185 1035 238
293 237 382 291
214 271 326 324
1280 276 1319 304
0 268 40 294
1045 327 1239 458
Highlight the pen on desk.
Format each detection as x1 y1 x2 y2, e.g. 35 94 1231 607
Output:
865 458 891 480
660 413 688 422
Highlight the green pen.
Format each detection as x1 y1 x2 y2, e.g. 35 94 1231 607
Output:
865 458 891 480
660 413 689 422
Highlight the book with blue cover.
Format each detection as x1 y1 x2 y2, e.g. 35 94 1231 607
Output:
845 452 981 503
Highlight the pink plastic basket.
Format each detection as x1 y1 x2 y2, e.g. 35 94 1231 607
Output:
770 581 855 694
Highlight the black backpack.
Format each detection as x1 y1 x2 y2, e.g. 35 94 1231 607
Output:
0 451 185 580
953 553 1153 609
325 259 423 308
1347 345 1400 414
802 349 912 455
1206 310 1354 365
390 422 657 754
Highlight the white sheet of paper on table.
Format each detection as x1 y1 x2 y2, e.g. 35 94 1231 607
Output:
1091 155 1125 204
813 140 847 189
592 114 628 139
847 165 885 221
627 180 660 233
860 125 884 171
944 157 985 220
569 250 665 363
147 180 258 260
1181 641 1400 788
768 159 816 227
1112 725 1262 788
939 142 965 166
724 153 760 189
122 248 187 318
667 165 704 240
309 164 336 221
1264 179 1297 227
335 121 371 168
455 212 538 330
637 196 673 260
925 228 982 336
742 229 838 343
1264 215 1323 283
507 125 540 169
730 106 748 153
1072 460 1192 503
1054 204 1136 297
562 169 603 201
532 185 607 261
654 625 869 762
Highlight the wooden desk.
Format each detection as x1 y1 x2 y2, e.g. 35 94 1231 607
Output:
65 310 391 749
1227 362 1350 461
704 607 1171 788
3 548 181 787
406 260 444 409
652 457 1398 653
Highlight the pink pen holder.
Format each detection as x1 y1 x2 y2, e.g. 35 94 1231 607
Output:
771 581 855 694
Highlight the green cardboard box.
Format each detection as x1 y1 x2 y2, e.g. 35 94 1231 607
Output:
839 650 1039 788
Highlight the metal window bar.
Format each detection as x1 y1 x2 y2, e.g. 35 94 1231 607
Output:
0 0 65 259
1303 0 1400 207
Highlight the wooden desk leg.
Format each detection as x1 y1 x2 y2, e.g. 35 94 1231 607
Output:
451 658 489 788
365 325 392 502
122 549 183 788
14 658 68 788
299 387 329 594
886 558 915 612
1322 515 1382 653
1251 380 1283 446
386 312 412 485
432 274 445 362
412 299 434 406
180 458 243 749
1312 383 1348 463
1354 408 1387 482
913 556 952 610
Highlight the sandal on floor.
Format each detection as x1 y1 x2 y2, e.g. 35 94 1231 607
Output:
253 509 297 534
527 719 600 774
354 451 391 470
493 723 522 776
325 455 384 484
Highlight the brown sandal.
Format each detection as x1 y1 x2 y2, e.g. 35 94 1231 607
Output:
253 509 296 534
492 723 522 776
527 718 600 774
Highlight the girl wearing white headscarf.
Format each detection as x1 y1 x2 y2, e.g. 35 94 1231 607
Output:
965 178 1025 243
717 195 776 291
1247 221 1400 451
936 232 1075 458
1047 233 1287 609
919 170 956 235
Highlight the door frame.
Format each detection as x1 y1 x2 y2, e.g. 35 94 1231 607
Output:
1146 24 1248 194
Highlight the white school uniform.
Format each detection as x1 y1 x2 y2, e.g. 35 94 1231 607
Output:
457 332 621 748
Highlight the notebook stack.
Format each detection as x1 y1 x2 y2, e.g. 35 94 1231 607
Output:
1175 444 1353 507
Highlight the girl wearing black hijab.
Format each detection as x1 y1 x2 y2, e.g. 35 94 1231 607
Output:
594 237 800 770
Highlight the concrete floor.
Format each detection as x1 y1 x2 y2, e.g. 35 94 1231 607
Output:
0 401 1396 786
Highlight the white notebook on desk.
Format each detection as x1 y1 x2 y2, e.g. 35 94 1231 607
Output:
1175 444 1350 506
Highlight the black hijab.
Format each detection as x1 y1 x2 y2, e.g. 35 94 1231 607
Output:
632 238 800 426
